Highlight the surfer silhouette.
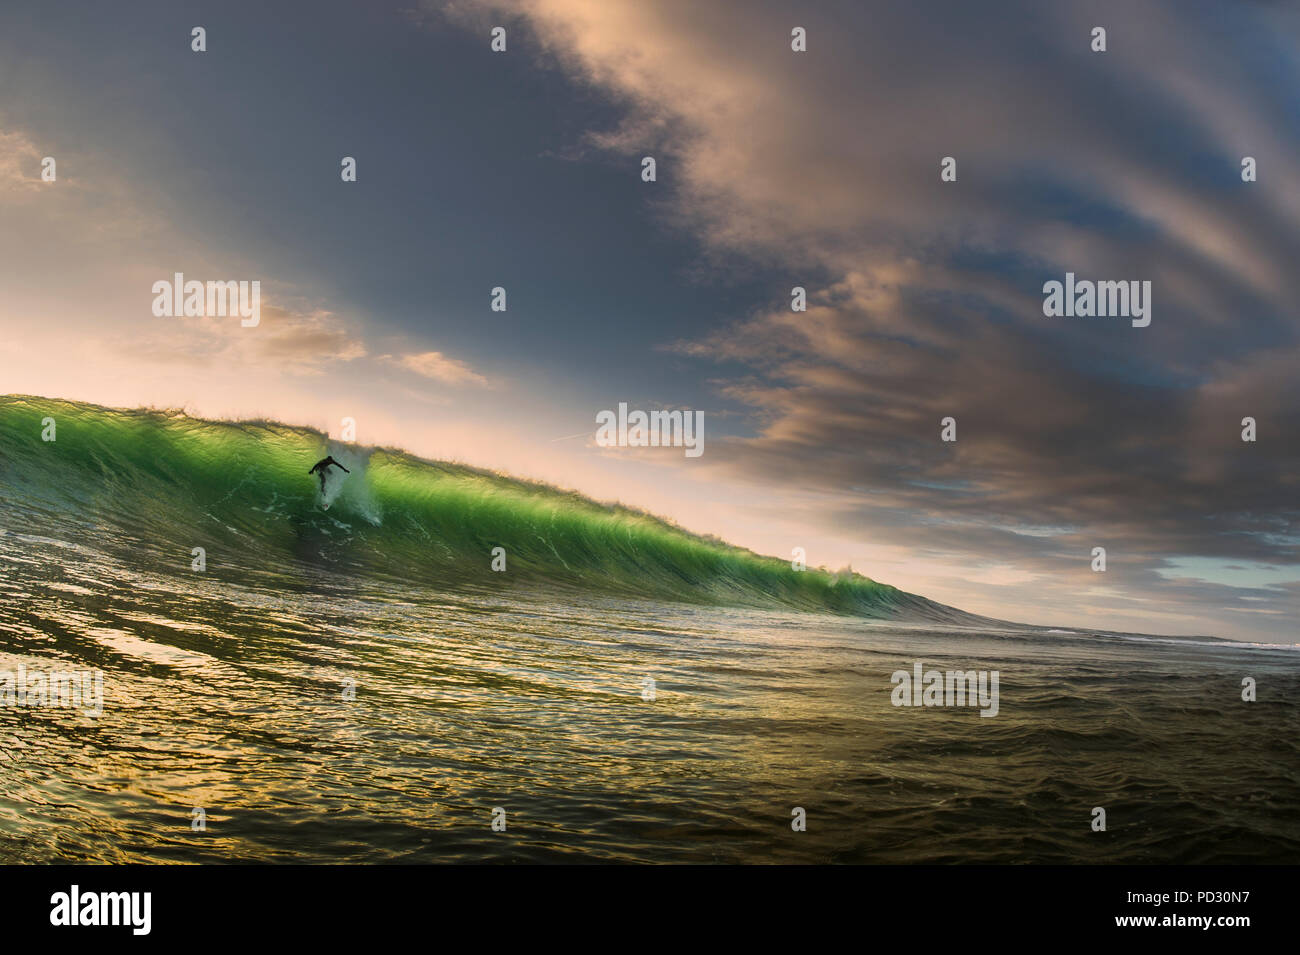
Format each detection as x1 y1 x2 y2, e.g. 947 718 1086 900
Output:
308 456 350 495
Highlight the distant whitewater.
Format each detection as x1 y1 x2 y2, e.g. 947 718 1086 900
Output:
0 396 975 622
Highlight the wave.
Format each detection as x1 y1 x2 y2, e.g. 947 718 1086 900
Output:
0 395 981 621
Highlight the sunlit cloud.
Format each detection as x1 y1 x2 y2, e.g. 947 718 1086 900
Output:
382 350 490 386
435 0 1300 638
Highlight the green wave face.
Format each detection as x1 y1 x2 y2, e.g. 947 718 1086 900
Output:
0 396 955 618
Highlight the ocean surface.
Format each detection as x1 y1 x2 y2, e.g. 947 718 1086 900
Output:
1 397 1298 863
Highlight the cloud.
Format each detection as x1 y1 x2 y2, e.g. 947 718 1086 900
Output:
383 350 490 386
0 128 45 197
444 0 1300 638
0 116 371 380
118 305 367 377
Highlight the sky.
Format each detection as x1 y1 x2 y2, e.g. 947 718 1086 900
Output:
1 0 1297 641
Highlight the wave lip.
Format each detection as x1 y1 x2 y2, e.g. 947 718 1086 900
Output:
0 395 980 622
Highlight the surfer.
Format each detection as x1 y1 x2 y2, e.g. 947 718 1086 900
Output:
308 456 350 495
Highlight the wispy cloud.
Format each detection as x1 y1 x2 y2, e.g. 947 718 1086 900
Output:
116 305 366 376
443 0 1300 637
382 350 490 386
0 127 44 197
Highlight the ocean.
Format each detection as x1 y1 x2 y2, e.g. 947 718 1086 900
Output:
1 396 1297 863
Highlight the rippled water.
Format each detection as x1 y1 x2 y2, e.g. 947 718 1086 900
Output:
1 527 1297 864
